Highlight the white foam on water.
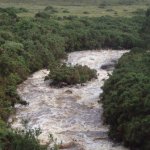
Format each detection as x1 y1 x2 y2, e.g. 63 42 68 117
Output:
10 50 129 150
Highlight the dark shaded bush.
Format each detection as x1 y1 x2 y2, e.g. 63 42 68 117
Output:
44 6 54 11
83 11 90 14
63 10 70 13
44 6 58 14
35 7 58 19
35 12 50 18
106 9 114 12
140 8 150 49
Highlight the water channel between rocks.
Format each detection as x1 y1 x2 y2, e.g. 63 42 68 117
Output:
10 50 129 150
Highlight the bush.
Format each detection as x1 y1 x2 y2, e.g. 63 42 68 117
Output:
35 12 50 18
0 128 48 150
0 7 28 14
83 11 90 14
46 63 97 87
63 10 70 13
140 8 150 49
44 6 58 14
101 50 150 149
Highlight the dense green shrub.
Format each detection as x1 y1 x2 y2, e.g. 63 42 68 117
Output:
35 12 51 18
101 50 150 150
140 8 150 49
0 127 48 150
63 10 70 13
43 6 58 14
61 16 144 51
35 5 58 18
46 63 97 87
0 7 28 14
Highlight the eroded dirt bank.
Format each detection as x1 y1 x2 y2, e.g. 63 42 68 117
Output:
10 50 129 150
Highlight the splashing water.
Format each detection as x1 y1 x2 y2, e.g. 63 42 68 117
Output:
10 50 129 150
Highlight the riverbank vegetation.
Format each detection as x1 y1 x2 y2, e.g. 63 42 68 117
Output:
101 9 150 150
0 4 149 150
0 124 48 150
46 63 97 87
101 49 150 150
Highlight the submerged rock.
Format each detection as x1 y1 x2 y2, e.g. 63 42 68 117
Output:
101 63 115 71
65 90 73 94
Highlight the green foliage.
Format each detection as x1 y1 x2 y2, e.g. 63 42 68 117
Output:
0 7 28 14
141 8 150 49
35 6 58 18
0 31 14 45
1 0 149 6
132 9 146 16
0 6 150 150
61 16 144 51
0 128 48 150
63 10 70 13
0 41 28 77
44 6 58 13
47 63 97 87
101 50 150 150
35 11 51 18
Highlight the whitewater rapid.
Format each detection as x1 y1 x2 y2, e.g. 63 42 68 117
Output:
10 50 128 150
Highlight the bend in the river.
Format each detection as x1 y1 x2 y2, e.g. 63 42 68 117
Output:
10 50 129 150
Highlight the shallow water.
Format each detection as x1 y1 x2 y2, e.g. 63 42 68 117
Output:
10 50 129 150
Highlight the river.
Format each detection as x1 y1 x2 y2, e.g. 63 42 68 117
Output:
10 50 129 150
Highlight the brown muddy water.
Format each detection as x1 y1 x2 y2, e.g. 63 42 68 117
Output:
9 50 129 150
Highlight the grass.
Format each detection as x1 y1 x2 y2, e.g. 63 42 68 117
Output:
0 1 149 17
0 0 150 5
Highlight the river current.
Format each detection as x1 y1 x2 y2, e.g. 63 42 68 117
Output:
10 50 128 150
